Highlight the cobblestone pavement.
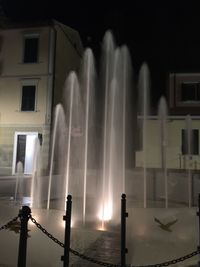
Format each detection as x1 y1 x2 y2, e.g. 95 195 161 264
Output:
71 231 120 267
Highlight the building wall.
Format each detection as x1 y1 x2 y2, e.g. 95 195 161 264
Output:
0 26 51 124
0 26 51 174
136 118 200 170
0 27 49 76
168 73 200 115
0 22 83 175
0 77 47 124
53 22 83 107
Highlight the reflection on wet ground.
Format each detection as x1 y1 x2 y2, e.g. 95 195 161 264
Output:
71 231 120 266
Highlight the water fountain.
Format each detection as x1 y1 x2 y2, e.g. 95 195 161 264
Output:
0 31 199 267
39 31 135 228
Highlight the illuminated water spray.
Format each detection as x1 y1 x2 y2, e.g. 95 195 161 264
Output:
34 31 134 227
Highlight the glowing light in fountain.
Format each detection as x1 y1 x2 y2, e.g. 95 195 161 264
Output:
98 200 113 221
98 198 113 230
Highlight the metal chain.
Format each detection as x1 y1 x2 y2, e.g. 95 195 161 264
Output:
69 248 200 267
0 215 19 231
29 215 65 248
30 215 200 267
30 215 120 267
128 249 200 267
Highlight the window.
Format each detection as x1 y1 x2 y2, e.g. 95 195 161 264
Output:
21 85 36 111
181 129 199 155
23 36 39 63
181 82 200 102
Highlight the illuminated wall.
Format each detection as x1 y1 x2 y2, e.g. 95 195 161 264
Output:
136 117 200 170
0 21 83 175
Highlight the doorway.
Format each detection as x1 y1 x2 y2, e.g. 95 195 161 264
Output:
12 132 38 174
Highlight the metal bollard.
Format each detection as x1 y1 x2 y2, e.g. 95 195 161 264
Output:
17 206 31 267
61 195 72 267
197 193 200 267
121 194 128 267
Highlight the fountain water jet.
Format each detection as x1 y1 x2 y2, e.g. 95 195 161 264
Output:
63 72 83 200
80 48 96 224
30 138 42 208
32 30 134 227
99 34 134 225
47 103 67 210
63 71 85 223
121 46 133 193
14 161 24 203
185 115 192 208
138 63 150 208
100 31 115 226
158 96 168 208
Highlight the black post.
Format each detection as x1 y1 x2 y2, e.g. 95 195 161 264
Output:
121 194 128 267
197 193 200 267
61 195 72 267
17 206 31 267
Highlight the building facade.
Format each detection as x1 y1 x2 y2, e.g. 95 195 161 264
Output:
136 72 200 171
0 19 83 175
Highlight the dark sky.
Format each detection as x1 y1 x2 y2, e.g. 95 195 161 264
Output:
2 0 200 105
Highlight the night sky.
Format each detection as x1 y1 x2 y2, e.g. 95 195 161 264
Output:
2 0 200 106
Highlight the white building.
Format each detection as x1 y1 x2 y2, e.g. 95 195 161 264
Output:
0 19 83 175
136 72 200 171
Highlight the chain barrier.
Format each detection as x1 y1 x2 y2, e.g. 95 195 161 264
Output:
29 215 65 248
30 215 120 267
0 215 19 231
128 249 200 267
30 215 200 267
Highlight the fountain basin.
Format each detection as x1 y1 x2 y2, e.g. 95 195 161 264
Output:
127 207 199 266
0 198 199 267
0 199 101 267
